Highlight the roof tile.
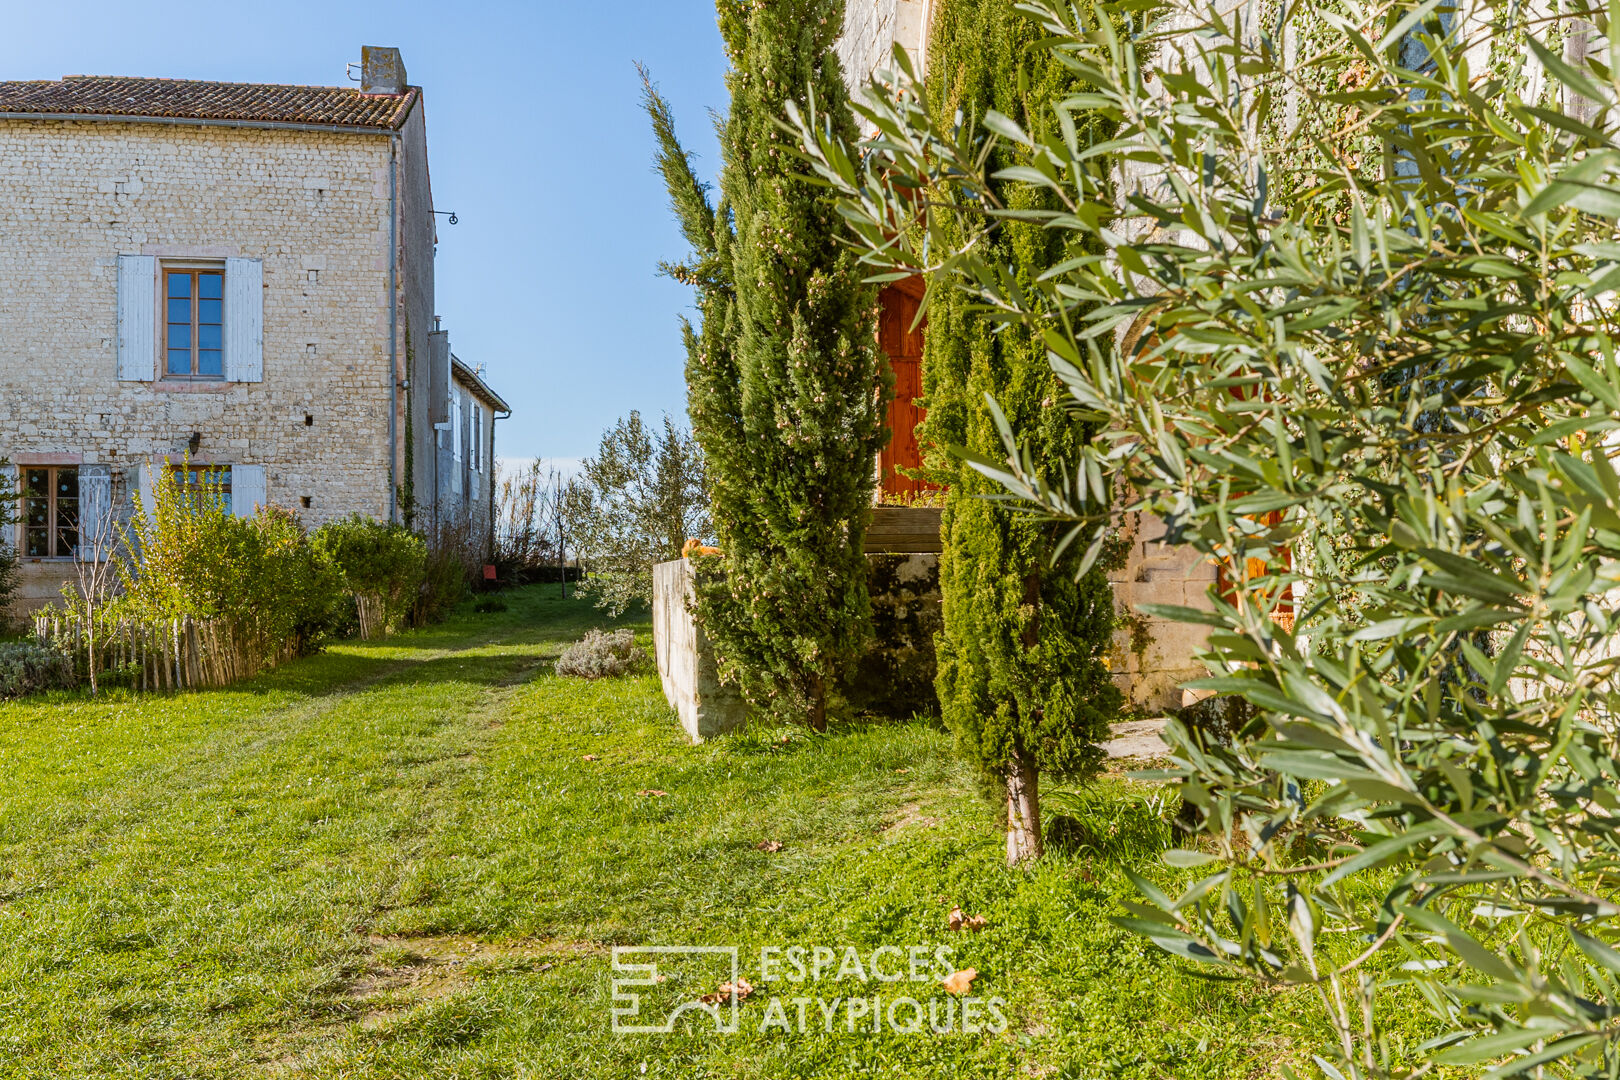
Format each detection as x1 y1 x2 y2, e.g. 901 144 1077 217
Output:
0 76 416 130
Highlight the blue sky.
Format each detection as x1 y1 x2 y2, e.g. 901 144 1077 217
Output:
2 0 729 464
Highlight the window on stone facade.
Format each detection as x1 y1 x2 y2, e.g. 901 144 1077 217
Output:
165 268 225 378
22 466 79 558
169 463 232 516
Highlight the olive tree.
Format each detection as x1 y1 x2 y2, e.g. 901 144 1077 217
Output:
566 411 709 615
798 0 1620 1073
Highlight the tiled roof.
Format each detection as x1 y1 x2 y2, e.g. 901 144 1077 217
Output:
452 356 511 414
0 76 417 130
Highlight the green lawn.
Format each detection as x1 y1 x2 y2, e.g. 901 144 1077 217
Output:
0 585 1299 1078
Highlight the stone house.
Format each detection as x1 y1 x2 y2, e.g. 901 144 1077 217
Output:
0 46 505 615
438 350 510 557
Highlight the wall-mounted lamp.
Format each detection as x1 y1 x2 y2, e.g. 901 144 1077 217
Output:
188 432 202 455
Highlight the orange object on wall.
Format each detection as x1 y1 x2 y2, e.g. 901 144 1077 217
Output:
1215 509 1296 631
878 278 936 501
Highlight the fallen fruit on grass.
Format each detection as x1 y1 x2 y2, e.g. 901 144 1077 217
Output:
756 840 783 852
948 906 987 933
699 977 753 1004
582 755 598 761
942 968 978 996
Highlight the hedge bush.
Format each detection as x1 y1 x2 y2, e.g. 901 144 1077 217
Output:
311 515 427 636
121 466 342 655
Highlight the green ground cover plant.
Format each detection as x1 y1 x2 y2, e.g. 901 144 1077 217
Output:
0 584 1318 1078
0 641 73 700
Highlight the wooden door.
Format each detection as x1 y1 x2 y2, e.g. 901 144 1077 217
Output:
878 280 935 501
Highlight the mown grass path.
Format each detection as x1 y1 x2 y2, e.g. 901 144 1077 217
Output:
0 587 1293 1078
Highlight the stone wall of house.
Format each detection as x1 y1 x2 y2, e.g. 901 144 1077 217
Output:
0 119 403 613
1107 510 1217 711
838 0 934 100
397 103 438 530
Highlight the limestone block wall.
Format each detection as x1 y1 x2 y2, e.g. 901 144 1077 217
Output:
0 119 398 612
652 559 747 742
396 104 439 528
1107 510 1216 711
838 0 934 101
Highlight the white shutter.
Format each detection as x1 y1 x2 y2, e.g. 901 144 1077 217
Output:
451 388 463 462
232 464 266 518
137 463 157 520
224 257 264 382
79 465 113 561
1 462 16 555
117 255 156 381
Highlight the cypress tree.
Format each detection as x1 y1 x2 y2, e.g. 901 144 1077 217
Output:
645 0 888 730
921 0 1123 864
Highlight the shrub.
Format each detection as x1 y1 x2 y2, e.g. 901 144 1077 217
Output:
311 515 426 636
494 460 572 583
0 642 76 699
121 463 340 654
555 629 642 679
413 521 475 628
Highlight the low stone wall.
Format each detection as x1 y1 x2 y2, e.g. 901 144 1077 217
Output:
652 553 943 741
652 559 747 742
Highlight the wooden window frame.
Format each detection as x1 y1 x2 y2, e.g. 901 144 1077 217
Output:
169 463 233 516
162 264 226 382
20 465 80 560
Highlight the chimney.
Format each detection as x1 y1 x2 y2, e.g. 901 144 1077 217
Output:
360 46 407 95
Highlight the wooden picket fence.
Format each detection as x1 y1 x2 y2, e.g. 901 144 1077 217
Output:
355 593 388 641
33 612 295 693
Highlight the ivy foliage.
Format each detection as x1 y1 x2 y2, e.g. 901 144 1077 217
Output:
0 460 17 617
645 0 888 728
919 0 1123 837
